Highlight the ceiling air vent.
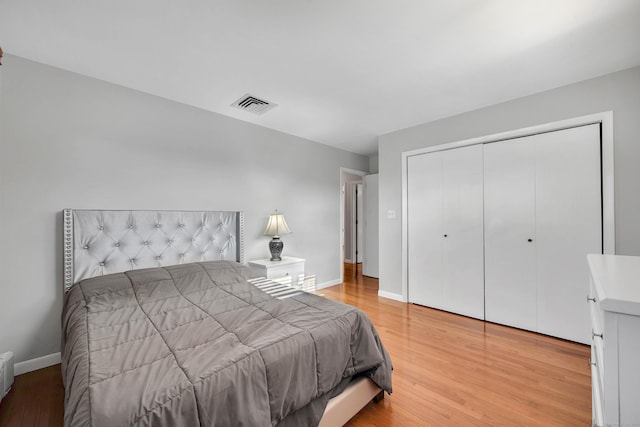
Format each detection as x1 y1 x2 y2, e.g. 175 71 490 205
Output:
231 94 277 115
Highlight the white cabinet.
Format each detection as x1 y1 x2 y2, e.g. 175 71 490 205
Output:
248 257 305 286
484 124 601 344
407 144 485 319
588 254 640 427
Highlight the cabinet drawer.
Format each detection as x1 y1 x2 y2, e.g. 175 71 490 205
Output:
588 297 603 336
267 263 304 284
588 278 604 335
248 257 306 287
591 329 605 393
591 345 605 427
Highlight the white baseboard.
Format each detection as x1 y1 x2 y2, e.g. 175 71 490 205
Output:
316 279 342 290
15 352 61 376
378 290 405 302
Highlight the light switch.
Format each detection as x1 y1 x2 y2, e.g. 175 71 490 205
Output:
387 210 397 219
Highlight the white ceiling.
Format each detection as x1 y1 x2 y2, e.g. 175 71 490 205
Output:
1 0 639 156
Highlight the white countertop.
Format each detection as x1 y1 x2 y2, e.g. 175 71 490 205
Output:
587 254 640 316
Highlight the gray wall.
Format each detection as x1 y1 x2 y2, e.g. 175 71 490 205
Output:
0 55 369 364
379 66 640 296
368 154 379 174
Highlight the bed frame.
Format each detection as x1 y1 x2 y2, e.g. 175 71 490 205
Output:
63 208 383 425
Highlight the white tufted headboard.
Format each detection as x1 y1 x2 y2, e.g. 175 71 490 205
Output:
63 209 245 292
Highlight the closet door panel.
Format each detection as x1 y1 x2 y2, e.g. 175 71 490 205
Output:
535 124 602 344
484 137 537 331
407 153 444 308
442 145 485 319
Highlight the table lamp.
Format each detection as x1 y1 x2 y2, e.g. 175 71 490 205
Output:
264 210 291 261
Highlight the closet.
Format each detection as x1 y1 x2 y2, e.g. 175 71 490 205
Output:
407 124 602 344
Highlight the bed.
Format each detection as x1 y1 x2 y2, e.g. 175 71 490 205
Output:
61 209 392 426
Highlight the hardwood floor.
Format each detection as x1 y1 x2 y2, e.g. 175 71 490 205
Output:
0 362 63 427
0 264 591 426
330 263 591 426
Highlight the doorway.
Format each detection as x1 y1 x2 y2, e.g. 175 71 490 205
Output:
339 168 367 283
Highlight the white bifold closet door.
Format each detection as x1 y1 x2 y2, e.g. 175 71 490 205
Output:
483 135 537 331
484 124 602 344
408 144 484 319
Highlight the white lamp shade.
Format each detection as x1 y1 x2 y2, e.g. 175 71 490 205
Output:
264 212 291 236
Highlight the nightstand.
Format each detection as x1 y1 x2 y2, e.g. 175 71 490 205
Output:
248 256 305 286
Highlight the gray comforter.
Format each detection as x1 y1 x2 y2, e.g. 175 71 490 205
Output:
61 261 392 426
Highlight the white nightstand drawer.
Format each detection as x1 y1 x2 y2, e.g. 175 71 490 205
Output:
267 263 304 281
248 257 305 286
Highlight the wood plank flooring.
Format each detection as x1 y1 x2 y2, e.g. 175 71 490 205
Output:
0 361 63 427
0 263 591 426
330 263 591 426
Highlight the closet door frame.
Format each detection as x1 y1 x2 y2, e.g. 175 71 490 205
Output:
399 111 614 303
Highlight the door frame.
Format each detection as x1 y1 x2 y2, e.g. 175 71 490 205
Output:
400 111 615 303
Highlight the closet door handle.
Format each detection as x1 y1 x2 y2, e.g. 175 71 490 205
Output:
527 238 533 242
443 234 448 238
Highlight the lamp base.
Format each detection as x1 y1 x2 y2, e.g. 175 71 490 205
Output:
269 236 284 261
